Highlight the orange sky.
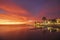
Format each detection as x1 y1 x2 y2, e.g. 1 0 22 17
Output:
0 0 60 24
0 0 32 23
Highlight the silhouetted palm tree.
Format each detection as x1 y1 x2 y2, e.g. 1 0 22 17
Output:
51 19 57 24
42 17 47 23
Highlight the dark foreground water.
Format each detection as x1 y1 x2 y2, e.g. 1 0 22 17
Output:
0 25 60 40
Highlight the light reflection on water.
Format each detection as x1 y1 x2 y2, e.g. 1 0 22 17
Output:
0 25 60 40
0 25 33 35
0 25 32 32
0 25 33 40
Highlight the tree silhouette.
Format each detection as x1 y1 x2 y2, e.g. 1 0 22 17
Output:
51 19 57 23
42 17 47 23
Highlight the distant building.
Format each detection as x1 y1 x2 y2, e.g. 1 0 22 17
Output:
34 18 60 26
56 19 60 23
46 18 60 24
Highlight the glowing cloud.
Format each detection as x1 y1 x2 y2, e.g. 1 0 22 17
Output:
0 19 25 24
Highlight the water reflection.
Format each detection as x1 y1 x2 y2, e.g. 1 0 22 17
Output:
0 25 60 40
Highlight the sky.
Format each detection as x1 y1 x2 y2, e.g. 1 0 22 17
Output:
0 0 60 22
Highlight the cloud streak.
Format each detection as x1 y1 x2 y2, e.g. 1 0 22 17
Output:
0 0 31 22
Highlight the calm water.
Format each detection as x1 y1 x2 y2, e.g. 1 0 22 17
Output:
0 25 60 40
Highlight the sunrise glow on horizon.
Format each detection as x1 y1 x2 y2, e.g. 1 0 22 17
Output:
0 0 60 25
0 19 34 25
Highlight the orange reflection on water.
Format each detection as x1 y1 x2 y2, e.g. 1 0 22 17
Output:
0 25 33 34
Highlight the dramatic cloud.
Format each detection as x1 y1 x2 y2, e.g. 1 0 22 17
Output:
0 0 60 22
0 0 31 22
0 3 29 14
0 14 27 21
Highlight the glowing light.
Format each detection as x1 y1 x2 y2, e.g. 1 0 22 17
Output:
0 22 25 25
0 19 34 25
34 22 40 28
48 21 51 24
25 20 34 24
0 19 26 25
